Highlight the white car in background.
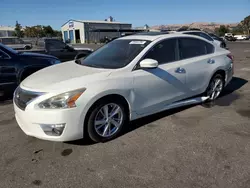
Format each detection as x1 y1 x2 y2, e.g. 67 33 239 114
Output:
234 35 247 40
14 32 234 142
178 30 227 48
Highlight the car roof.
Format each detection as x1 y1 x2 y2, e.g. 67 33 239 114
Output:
178 30 204 34
117 33 212 42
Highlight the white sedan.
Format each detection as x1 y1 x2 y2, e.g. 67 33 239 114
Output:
14 33 234 142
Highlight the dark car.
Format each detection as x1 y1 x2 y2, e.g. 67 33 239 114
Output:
19 38 93 62
0 43 60 96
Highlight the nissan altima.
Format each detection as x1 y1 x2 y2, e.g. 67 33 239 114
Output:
13 32 234 142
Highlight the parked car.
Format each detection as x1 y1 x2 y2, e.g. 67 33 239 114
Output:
0 43 60 96
225 33 234 37
14 33 233 142
234 35 248 40
224 35 237 41
19 38 94 62
0 37 32 50
178 30 227 48
208 33 227 48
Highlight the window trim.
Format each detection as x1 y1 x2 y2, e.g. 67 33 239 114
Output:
133 37 179 71
0 49 11 59
178 37 215 61
199 32 214 42
185 31 214 42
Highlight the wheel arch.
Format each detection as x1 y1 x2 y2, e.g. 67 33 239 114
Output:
212 69 226 83
83 93 132 137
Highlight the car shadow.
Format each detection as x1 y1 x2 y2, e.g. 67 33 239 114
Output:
202 77 248 107
67 76 247 146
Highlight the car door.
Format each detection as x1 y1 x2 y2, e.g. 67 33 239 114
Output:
0 49 17 89
177 37 215 95
45 39 77 62
132 38 190 115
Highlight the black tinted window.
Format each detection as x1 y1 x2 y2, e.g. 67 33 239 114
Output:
46 40 66 50
143 39 177 64
200 33 213 41
179 38 208 59
205 43 214 54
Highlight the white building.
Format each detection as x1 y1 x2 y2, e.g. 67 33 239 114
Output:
0 26 15 37
61 19 132 44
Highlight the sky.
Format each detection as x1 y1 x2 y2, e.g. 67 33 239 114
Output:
0 0 250 30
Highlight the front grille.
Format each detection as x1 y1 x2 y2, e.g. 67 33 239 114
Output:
14 87 40 110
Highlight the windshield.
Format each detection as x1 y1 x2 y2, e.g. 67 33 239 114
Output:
80 39 151 69
0 43 18 54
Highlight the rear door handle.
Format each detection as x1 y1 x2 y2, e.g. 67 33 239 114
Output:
175 67 186 74
207 59 215 64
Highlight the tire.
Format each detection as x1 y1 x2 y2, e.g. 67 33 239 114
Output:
86 98 128 142
24 46 31 50
205 74 225 102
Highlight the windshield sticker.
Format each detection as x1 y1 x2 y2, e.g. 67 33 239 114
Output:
129 41 147 45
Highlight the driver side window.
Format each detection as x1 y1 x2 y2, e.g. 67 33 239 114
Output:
47 40 66 50
143 38 177 64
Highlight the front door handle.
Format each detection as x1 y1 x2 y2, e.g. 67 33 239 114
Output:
175 67 186 74
207 59 215 64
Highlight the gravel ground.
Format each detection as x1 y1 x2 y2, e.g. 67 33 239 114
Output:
0 42 250 188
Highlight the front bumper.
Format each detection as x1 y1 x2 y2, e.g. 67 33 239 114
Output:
14 102 85 142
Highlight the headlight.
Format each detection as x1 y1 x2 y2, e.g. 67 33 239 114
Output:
38 88 86 109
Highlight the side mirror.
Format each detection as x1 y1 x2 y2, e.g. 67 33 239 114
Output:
140 58 158 69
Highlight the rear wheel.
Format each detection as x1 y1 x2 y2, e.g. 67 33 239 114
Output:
205 74 224 101
86 99 128 142
24 46 31 50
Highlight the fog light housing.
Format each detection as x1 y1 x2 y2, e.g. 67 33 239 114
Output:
40 123 65 136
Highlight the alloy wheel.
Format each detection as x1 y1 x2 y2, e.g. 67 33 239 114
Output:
208 78 223 100
94 103 124 137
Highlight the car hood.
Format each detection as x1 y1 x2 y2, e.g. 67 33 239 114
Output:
19 52 57 59
21 61 112 92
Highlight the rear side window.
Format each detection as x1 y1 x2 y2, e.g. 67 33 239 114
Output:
199 33 213 41
205 43 214 54
143 38 177 64
179 38 214 59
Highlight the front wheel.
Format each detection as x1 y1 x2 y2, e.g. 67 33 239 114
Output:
86 100 128 142
205 74 224 101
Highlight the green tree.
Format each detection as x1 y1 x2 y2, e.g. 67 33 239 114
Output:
240 15 250 35
43 25 54 37
14 21 24 38
232 25 244 35
53 30 62 38
215 25 229 36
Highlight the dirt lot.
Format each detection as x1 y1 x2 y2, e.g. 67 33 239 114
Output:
0 42 250 188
